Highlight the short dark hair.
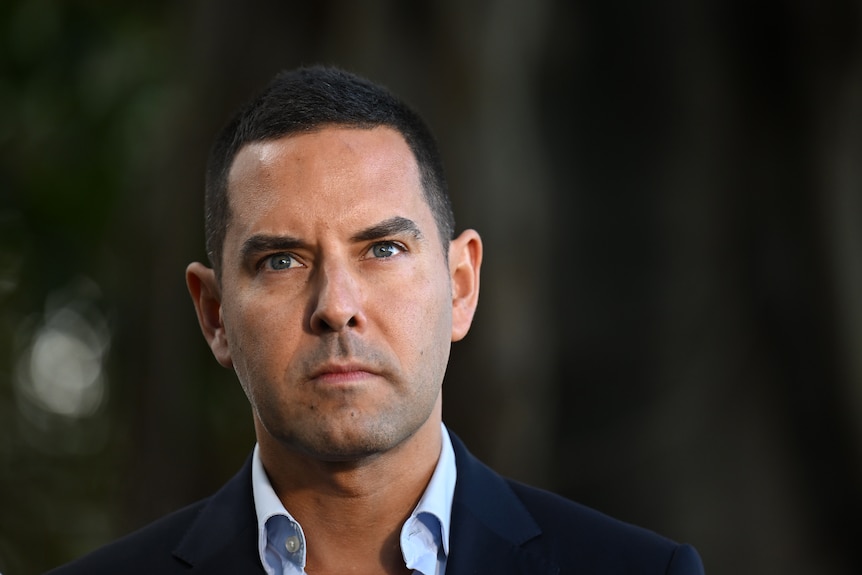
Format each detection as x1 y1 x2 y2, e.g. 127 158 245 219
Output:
204 66 454 275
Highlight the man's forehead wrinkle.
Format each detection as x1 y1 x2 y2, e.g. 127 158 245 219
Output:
232 129 422 197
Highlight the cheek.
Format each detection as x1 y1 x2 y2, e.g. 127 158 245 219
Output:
223 296 297 377
388 274 452 352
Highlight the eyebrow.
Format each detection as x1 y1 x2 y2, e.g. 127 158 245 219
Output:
239 216 424 262
350 216 424 243
240 234 306 262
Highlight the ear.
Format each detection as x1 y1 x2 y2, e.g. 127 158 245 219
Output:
448 229 483 342
186 262 233 368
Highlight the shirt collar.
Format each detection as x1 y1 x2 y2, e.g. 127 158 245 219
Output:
399 423 457 574
252 444 307 573
251 424 457 575
404 422 456 556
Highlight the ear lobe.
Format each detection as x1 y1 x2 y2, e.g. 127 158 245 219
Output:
186 262 233 368
449 229 483 342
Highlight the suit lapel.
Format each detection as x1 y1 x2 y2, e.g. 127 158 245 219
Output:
172 456 265 573
446 432 559 575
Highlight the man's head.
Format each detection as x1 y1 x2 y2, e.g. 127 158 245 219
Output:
204 66 455 277
187 67 481 464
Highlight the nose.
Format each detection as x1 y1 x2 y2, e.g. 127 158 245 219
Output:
308 262 365 333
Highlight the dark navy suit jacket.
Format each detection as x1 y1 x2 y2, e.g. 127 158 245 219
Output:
47 432 705 574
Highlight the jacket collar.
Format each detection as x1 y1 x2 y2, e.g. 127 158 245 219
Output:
172 454 265 573
446 431 559 575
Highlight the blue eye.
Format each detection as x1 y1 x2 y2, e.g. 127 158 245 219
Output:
266 253 297 270
369 242 403 258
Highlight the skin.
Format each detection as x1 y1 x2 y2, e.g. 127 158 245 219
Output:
186 126 482 575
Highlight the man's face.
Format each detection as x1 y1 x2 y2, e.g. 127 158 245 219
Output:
203 126 471 461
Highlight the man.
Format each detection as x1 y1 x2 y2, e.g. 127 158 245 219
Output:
48 66 704 574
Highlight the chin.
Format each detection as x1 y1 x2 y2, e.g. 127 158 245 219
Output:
294 437 392 462
285 422 417 462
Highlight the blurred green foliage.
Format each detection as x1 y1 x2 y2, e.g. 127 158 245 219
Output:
0 2 175 572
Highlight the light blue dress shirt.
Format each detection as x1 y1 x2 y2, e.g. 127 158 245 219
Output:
252 423 457 575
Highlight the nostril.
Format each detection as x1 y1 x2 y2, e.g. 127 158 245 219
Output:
309 269 363 333
309 302 361 333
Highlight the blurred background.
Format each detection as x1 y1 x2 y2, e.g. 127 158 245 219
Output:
2 1 861 573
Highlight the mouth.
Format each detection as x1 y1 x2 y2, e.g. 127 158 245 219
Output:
308 362 380 385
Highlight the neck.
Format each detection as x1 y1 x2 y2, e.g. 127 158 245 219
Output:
256 407 443 575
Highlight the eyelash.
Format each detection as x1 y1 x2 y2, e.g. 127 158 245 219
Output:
365 241 406 259
256 240 407 272
260 253 301 271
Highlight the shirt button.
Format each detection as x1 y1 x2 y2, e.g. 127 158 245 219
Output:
285 535 301 553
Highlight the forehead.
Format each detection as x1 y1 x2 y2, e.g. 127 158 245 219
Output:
225 126 430 237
